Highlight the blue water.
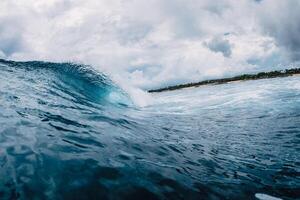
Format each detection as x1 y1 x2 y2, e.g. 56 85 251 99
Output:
0 59 299 200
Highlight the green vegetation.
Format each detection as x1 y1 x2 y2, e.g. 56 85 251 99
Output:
148 68 300 93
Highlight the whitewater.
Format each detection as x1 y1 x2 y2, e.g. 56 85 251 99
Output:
0 59 299 199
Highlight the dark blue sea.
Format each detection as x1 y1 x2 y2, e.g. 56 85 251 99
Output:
0 59 299 200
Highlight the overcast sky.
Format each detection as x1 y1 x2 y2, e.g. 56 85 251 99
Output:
0 0 299 90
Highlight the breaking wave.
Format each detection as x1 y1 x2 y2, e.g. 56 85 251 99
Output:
0 59 299 199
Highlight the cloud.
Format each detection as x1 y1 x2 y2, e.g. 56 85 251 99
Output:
204 36 232 57
0 15 26 57
0 0 297 90
258 0 300 61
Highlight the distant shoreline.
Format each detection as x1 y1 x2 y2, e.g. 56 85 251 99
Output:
148 68 300 93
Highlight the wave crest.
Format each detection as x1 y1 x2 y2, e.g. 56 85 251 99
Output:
0 59 132 107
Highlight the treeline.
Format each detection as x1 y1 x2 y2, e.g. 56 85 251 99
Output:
148 68 300 93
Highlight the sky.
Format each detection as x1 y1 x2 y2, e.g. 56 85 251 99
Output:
0 0 300 91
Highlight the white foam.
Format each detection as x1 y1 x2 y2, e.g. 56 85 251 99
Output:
126 87 153 107
104 71 154 107
255 193 282 200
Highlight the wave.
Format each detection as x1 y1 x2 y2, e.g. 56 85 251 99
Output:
0 59 133 107
0 59 299 199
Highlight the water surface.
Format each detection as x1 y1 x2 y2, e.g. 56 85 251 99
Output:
0 60 299 199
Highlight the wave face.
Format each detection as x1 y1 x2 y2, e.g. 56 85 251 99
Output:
0 59 299 199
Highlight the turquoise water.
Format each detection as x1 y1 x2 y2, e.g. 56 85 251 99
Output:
0 59 299 199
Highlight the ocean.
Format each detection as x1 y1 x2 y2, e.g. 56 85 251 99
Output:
0 59 299 199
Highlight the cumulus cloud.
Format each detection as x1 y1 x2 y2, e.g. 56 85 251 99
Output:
258 0 300 61
204 36 232 57
0 0 297 90
0 14 27 57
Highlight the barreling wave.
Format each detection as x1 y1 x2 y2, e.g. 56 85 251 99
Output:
0 59 132 107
